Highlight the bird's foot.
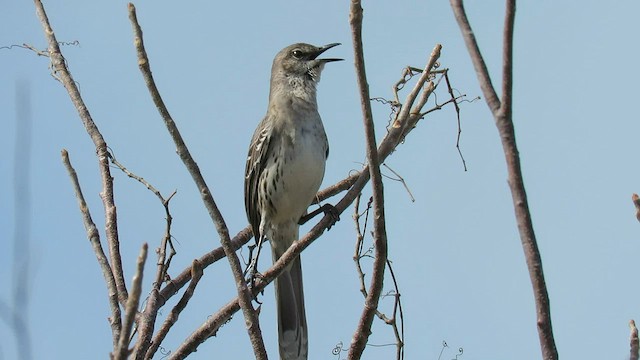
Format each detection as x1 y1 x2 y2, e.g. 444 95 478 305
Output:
322 204 340 230
299 203 340 229
245 261 264 298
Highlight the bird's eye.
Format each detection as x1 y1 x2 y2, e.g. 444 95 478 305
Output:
291 49 303 59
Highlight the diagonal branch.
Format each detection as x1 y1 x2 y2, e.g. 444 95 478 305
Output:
450 1 558 359
126 4 266 359
146 260 204 360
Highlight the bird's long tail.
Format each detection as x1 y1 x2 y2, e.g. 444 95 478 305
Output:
273 249 308 360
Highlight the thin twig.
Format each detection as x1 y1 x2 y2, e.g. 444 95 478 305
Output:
126 4 266 359
394 45 442 137
108 153 177 291
353 194 404 359
443 71 467 171
33 0 128 305
108 152 165 202
381 164 415 202
353 194 371 299
61 149 122 346
384 259 404 360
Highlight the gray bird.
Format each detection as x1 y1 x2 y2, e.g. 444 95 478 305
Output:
244 43 342 360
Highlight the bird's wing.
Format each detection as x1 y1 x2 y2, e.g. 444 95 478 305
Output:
244 115 274 242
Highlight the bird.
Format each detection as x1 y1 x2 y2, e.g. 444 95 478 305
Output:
244 42 342 360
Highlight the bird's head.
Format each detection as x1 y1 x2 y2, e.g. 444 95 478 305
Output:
272 43 343 84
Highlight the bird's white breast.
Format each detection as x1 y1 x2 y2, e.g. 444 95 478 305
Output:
267 109 327 225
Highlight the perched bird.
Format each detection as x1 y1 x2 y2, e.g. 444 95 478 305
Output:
244 43 342 360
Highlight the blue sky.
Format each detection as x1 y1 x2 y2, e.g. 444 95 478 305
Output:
2 1 640 359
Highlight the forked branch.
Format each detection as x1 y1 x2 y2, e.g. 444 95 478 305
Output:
450 1 558 358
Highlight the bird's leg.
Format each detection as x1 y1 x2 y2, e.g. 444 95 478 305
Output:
298 203 340 229
246 235 266 290
243 244 257 278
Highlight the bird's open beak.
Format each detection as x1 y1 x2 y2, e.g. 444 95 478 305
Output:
312 43 343 63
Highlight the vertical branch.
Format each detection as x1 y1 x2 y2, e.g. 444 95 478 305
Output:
33 0 128 304
450 1 558 359
114 243 148 360
348 1 389 359
500 0 515 118
126 4 266 359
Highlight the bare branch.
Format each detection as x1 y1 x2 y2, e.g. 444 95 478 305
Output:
449 0 501 113
126 4 266 358
61 149 122 346
114 243 149 360
394 46 442 137
353 194 372 299
501 0 515 118
450 1 558 359
108 153 184 359
347 1 389 358
352 195 404 360
146 260 204 360
382 164 415 203
109 153 177 291
33 0 128 304
443 71 468 171
385 260 404 360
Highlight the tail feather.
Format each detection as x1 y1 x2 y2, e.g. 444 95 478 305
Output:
274 255 308 360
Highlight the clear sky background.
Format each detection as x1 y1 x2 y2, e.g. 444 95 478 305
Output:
2 1 639 359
